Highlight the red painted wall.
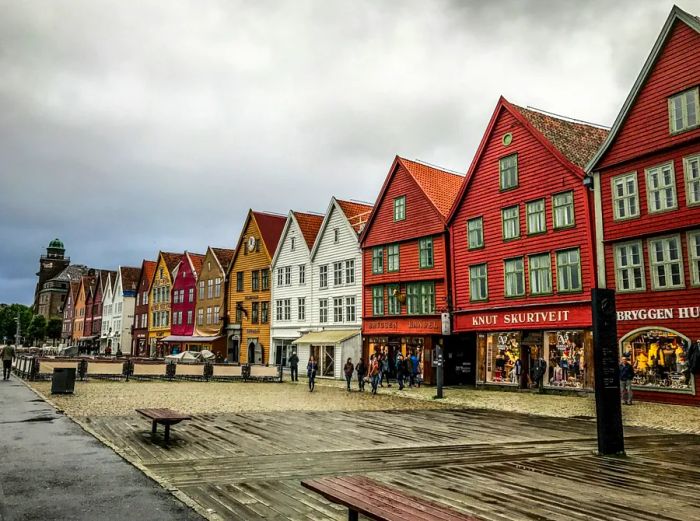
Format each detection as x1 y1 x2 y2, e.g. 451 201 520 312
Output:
132 262 153 356
171 255 198 337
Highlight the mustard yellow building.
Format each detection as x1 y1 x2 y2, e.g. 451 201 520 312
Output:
147 251 181 356
225 210 285 364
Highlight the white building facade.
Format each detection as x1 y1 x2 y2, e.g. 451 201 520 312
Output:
100 266 139 354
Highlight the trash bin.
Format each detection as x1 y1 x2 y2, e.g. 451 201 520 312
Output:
51 367 76 394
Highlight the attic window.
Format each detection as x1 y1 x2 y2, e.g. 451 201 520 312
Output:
394 196 406 221
669 87 699 133
291 237 296 251
334 228 339 243
499 154 518 190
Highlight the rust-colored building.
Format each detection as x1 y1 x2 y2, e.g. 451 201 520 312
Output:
132 260 156 357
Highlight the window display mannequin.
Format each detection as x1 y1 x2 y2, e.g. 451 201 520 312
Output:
495 351 506 381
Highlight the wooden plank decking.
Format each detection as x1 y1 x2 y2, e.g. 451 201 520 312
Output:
85 408 700 521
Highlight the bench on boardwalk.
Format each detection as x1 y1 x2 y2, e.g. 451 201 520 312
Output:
301 475 479 521
136 408 191 442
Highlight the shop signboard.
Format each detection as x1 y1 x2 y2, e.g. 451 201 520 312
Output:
456 304 591 331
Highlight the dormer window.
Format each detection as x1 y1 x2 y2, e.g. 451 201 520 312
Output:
669 87 699 133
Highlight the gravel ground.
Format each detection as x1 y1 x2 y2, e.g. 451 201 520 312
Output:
28 378 700 434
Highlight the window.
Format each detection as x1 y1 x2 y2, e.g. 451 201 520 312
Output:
188 288 194 302
372 286 384 316
207 279 213 299
526 199 546 234
284 266 291 286
504 258 525 297
334 228 339 243
298 297 305 321
467 217 483 249
319 299 328 323
646 162 677 212
394 196 406 221
319 265 328 288
179 289 185 303
406 282 435 314
251 302 259 324
213 305 220 323
669 87 699 133
345 297 356 322
334 262 343 286
556 248 582 292
276 267 283 287
684 154 700 206
689 231 700 286
529 253 552 295
499 154 518 189
214 277 222 297
275 300 283 321
235 303 242 323
614 241 645 292
470 264 488 301
407 283 419 314
553 191 574 228
187 310 193 325
261 302 269 323
283 299 291 320
345 260 355 284
261 269 269 290
387 244 400 272
206 307 212 325
648 236 684 289
502 206 520 239
611 173 639 220
419 238 434 268
298 265 306 285
290 237 295 251
173 291 179 304
372 247 384 274
236 272 243 292
387 284 400 315
333 297 344 322
252 270 260 291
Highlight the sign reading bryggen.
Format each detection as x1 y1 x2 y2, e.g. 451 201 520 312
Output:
617 306 700 321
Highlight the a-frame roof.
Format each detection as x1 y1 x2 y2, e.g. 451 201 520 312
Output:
119 266 141 293
211 247 235 273
227 210 287 274
293 211 324 250
185 252 206 277
140 260 157 287
586 5 700 172
310 197 373 259
447 96 608 223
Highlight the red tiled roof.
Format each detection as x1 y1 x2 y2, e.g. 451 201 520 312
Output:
160 252 182 274
120 266 141 292
397 158 464 218
187 252 206 275
211 247 235 273
513 105 609 169
337 199 373 233
252 211 287 256
293 211 324 249
141 260 157 285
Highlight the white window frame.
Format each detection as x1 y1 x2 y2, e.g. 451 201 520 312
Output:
284 266 291 286
319 299 328 323
467 217 483 249
298 297 306 321
611 172 640 220
469 264 488 302
648 235 685 290
299 264 306 285
333 262 343 286
552 191 575 229
613 240 646 293
345 260 355 284
504 257 525 297
333 297 344 323
669 87 699 133
528 253 552 295
555 248 582 293
499 154 518 190
526 199 546 234
684 153 700 207
645 162 677 213
319 265 328 289
283 299 291 321
687 230 700 287
345 296 356 322
502 206 520 240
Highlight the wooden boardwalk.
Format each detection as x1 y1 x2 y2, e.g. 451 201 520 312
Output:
85 408 700 520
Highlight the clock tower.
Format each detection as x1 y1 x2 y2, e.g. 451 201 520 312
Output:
33 238 70 312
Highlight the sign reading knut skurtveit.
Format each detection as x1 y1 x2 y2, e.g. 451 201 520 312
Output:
456 304 591 330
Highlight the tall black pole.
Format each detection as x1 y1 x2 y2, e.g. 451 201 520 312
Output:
435 343 444 399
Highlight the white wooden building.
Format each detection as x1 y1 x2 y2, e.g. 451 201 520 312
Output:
100 266 140 354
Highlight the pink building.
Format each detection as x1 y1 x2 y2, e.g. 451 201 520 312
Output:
164 251 204 353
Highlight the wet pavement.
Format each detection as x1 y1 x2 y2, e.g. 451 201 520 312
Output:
0 376 202 521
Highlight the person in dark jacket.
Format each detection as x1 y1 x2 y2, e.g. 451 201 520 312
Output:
1 344 16 380
307 356 318 392
619 357 634 405
355 358 366 391
395 353 405 390
288 351 299 382
343 358 354 391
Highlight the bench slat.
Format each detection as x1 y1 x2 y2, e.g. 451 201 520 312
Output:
136 408 192 421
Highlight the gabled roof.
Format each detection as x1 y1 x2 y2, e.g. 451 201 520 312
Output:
587 6 700 172
293 211 324 249
120 266 142 292
186 252 206 277
140 260 157 287
160 252 182 274
68 281 80 302
336 199 373 234
513 105 608 169
252 210 286 256
448 96 607 223
99 270 117 295
211 247 235 273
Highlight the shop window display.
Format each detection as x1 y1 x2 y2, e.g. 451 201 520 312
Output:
621 329 693 391
367 336 427 384
482 332 521 384
545 331 590 389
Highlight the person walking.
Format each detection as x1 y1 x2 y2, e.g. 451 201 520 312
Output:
343 357 354 391
307 356 318 392
380 352 391 387
1 343 16 380
369 355 380 395
355 358 366 391
395 353 405 390
619 357 634 405
409 352 419 388
534 355 547 392
289 350 299 382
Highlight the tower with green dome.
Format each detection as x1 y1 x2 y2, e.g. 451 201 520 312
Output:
33 238 71 313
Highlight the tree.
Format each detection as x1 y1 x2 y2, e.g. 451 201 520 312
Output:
27 314 47 346
0 304 33 344
47 318 63 346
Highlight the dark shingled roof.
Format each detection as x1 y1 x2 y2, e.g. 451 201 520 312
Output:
187 252 206 276
160 252 182 274
293 211 324 249
140 260 157 287
211 247 235 273
513 105 609 169
120 266 142 292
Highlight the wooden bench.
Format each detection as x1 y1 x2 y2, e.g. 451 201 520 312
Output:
136 408 191 442
301 476 479 521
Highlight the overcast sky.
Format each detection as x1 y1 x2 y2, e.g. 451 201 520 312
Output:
1 0 697 304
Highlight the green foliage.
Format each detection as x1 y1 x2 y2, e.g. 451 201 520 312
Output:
27 314 47 344
47 318 63 342
0 304 33 344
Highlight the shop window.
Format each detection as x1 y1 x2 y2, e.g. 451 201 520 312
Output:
684 154 700 206
481 332 521 384
552 191 574 228
467 217 483 249
319 299 328 323
648 235 684 290
614 241 645 292
529 253 552 295
419 238 434 268
387 244 400 272
646 162 677 213
372 247 384 274
504 257 525 297
469 264 488 301
499 154 518 190
621 328 693 391
275 339 294 367
394 196 406 221
612 172 640 220
526 199 546 234
668 87 699 133
689 230 700 286
556 248 582 292
502 206 520 240
372 286 384 316
545 330 591 389
311 345 336 377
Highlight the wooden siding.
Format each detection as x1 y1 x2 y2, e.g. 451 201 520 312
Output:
72 280 87 341
450 105 596 321
148 254 174 345
598 22 700 169
226 214 274 364
171 255 198 337
132 265 152 355
194 248 227 337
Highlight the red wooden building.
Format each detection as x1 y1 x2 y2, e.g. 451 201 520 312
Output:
587 6 700 405
448 97 608 390
132 260 156 357
360 156 464 385
163 251 205 353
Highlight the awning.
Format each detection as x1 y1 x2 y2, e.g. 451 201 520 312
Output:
161 335 222 343
292 329 360 345
79 335 98 341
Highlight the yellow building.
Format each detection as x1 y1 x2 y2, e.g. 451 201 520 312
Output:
226 210 286 364
147 251 181 356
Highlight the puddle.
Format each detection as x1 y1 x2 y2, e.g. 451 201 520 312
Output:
21 416 55 423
